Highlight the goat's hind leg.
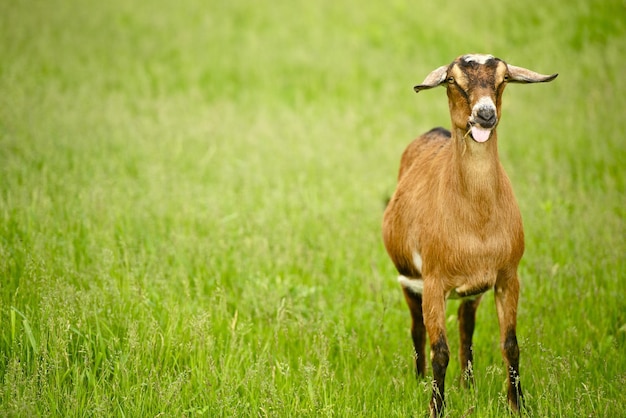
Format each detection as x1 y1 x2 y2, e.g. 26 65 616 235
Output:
458 296 482 387
402 288 427 377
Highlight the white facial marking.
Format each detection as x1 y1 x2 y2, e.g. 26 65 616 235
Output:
412 251 423 273
472 96 496 116
463 54 495 64
398 276 424 295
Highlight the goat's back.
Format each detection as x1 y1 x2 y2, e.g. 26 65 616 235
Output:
397 127 451 181
383 127 455 278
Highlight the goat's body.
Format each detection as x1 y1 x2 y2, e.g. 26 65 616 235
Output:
382 54 557 417
384 126 524 299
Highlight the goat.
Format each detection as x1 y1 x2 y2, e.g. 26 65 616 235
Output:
382 54 557 416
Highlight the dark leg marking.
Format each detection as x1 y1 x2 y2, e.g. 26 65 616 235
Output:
430 335 450 417
403 288 427 377
504 328 524 411
458 297 481 387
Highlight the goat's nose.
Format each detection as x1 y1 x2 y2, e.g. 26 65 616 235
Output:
476 106 496 127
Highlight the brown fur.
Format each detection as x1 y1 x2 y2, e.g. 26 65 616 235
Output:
383 54 557 416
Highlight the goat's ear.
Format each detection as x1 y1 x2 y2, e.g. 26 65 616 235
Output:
414 65 448 93
507 64 558 84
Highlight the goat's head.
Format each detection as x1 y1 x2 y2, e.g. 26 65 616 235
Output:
414 54 558 143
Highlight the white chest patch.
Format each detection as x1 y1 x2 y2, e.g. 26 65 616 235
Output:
398 275 424 295
412 251 423 274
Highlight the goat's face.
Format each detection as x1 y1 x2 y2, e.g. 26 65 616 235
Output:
446 54 508 143
414 54 558 143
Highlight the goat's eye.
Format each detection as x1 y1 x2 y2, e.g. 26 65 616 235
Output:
504 74 510 81
447 77 455 84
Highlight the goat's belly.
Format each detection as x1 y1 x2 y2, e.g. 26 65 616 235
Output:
442 249 503 298
397 230 520 299
398 246 503 299
449 271 498 299
398 272 496 300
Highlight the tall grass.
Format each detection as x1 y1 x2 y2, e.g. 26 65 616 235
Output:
1 0 625 416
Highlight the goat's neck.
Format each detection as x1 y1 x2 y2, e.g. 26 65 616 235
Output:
451 127 502 200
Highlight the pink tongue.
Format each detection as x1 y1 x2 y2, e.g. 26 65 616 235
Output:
471 126 491 143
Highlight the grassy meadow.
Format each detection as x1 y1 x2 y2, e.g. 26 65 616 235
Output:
1 0 625 416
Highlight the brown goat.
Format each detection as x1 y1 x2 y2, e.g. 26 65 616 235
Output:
382 54 557 416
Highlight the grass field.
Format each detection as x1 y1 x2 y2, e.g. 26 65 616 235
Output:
1 0 625 416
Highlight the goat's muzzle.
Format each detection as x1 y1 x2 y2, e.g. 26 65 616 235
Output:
468 98 498 142
475 106 497 128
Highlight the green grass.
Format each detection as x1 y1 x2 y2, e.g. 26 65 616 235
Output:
1 0 625 416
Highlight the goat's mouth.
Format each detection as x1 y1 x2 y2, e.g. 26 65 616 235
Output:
467 123 493 143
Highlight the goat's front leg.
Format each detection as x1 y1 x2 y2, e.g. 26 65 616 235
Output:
422 279 449 417
458 296 482 387
403 288 427 377
495 271 524 412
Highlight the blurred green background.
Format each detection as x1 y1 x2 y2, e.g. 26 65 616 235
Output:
1 0 625 416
